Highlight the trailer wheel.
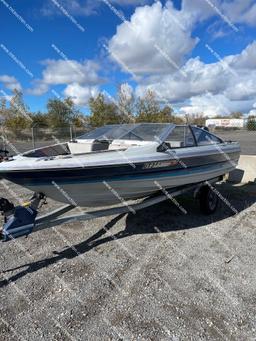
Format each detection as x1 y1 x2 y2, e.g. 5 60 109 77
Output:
199 185 219 215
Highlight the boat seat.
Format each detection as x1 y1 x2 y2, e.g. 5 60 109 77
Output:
91 140 109 151
68 142 93 154
166 141 184 148
109 140 139 150
68 140 110 154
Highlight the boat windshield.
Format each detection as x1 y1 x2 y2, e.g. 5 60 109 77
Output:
78 124 173 141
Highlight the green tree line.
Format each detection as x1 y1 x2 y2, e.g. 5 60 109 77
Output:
0 88 184 131
0 88 254 132
0 89 88 132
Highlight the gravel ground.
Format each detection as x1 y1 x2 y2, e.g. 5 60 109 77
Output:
0 181 256 340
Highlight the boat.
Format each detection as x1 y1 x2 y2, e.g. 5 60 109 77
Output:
0 123 240 208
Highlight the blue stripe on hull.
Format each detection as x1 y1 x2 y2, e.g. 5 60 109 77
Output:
9 160 237 187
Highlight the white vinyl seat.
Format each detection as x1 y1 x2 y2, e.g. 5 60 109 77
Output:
68 142 93 154
109 140 139 150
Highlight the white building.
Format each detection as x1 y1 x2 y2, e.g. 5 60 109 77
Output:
205 118 247 129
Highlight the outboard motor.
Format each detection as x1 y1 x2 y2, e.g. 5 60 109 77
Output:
0 193 45 241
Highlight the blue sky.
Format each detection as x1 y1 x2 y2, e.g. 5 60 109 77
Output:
0 0 256 116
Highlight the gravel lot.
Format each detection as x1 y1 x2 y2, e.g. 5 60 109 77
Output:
0 181 256 340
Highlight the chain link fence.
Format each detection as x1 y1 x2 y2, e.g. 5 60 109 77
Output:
0 125 255 156
0 126 90 155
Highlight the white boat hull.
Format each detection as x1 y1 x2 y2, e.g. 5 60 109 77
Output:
20 161 236 207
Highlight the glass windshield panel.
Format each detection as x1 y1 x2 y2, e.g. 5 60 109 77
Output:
191 127 222 145
165 126 195 148
78 124 170 141
120 124 170 141
77 125 114 139
77 125 130 140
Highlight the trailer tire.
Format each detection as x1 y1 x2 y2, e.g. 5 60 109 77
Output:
199 185 219 215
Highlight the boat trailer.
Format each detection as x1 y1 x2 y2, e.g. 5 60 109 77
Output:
0 177 222 242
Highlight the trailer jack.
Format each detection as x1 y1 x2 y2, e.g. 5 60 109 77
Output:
0 193 46 241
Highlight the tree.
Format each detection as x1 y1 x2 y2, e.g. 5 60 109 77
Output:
72 114 90 128
0 97 6 111
156 106 184 124
247 116 256 131
231 112 243 118
89 94 120 127
31 112 49 127
117 83 135 123
135 90 181 123
136 90 160 122
185 113 207 126
9 89 29 115
47 97 77 128
4 89 31 134
0 97 7 122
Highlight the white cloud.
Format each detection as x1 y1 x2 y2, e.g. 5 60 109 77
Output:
116 0 249 31
41 0 149 17
0 75 22 91
41 59 101 86
180 94 255 117
221 0 256 27
41 0 98 16
180 0 215 25
206 20 232 40
112 0 149 4
107 0 256 77
63 83 99 105
249 109 256 116
181 0 256 28
248 102 256 116
29 59 103 105
136 41 256 116
136 56 228 101
227 41 256 69
37 0 256 113
108 1 198 75
107 0 256 78
27 81 49 96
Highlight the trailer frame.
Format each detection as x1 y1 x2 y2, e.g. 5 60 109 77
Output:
0 177 222 242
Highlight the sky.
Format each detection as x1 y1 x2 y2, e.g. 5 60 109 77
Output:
0 0 256 117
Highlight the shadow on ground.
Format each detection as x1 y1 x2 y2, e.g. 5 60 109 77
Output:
1 183 255 288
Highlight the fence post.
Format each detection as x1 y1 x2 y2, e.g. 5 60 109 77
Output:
70 125 73 141
1 127 5 150
32 127 35 149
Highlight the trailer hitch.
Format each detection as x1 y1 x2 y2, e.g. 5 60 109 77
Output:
0 193 45 241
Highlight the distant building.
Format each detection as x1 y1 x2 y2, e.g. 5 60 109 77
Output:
205 118 247 129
